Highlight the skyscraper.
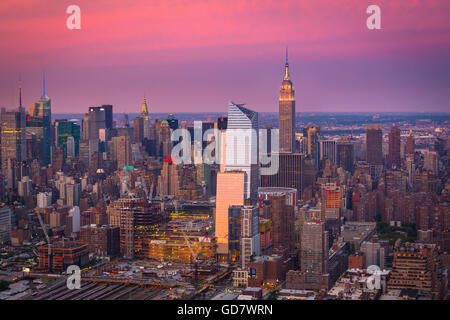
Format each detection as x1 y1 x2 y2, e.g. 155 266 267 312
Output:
87 105 113 140
366 124 383 165
388 125 401 169
279 48 296 153
225 102 259 202
1 110 26 173
299 220 329 290
54 119 80 157
406 130 415 155
336 141 354 173
141 97 150 139
215 171 245 261
111 135 131 170
304 126 321 169
28 74 51 166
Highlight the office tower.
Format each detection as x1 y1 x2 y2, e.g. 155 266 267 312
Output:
133 116 144 143
157 157 180 196
111 135 131 170
406 130 415 155
279 49 296 153
299 220 329 290
336 141 355 173
225 102 259 202
388 125 401 169
424 151 439 175
215 171 245 261
320 140 337 164
258 187 296 250
28 75 51 166
388 242 444 298
106 197 153 259
1 110 26 173
167 113 178 130
304 126 320 169
141 97 150 139
360 240 385 269
366 124 383 165
87 105 113 140
261 153 315 199
0 207 12 243
55 119 80 157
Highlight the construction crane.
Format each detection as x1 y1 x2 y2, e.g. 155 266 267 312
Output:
175 200 200 288
36 211 52 273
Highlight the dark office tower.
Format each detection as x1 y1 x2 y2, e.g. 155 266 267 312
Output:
133 116 144 143
388 125 401 169
279 48 296 153
54 119 80 157
28 75 51 166
88 105 113 140
406 130 415 155
336 142 355 173
167 114 178 131
123 114 130 128
1 110 26 173
366 124 383 165
216 116 228 130
304 126 321 169
261 153 316 199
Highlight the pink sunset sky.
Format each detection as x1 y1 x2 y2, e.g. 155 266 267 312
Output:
0 0 449 113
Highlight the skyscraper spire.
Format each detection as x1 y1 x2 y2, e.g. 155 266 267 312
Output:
284 46 290 80
19 74 22 110
43 72 46 98
286 46 289 65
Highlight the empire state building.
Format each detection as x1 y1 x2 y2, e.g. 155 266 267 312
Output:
278 49 296 153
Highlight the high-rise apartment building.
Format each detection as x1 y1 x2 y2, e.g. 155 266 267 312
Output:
337 142 355 173
388 125 401 169
258 187 296 250
406 130 415 155
157 157 180 196
320 140 337 164
388 242 444 298
366 124 383 165
111 135 131 170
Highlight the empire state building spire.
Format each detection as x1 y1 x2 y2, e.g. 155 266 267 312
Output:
284 46 290 80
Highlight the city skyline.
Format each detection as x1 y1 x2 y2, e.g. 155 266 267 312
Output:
1 1 450 113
